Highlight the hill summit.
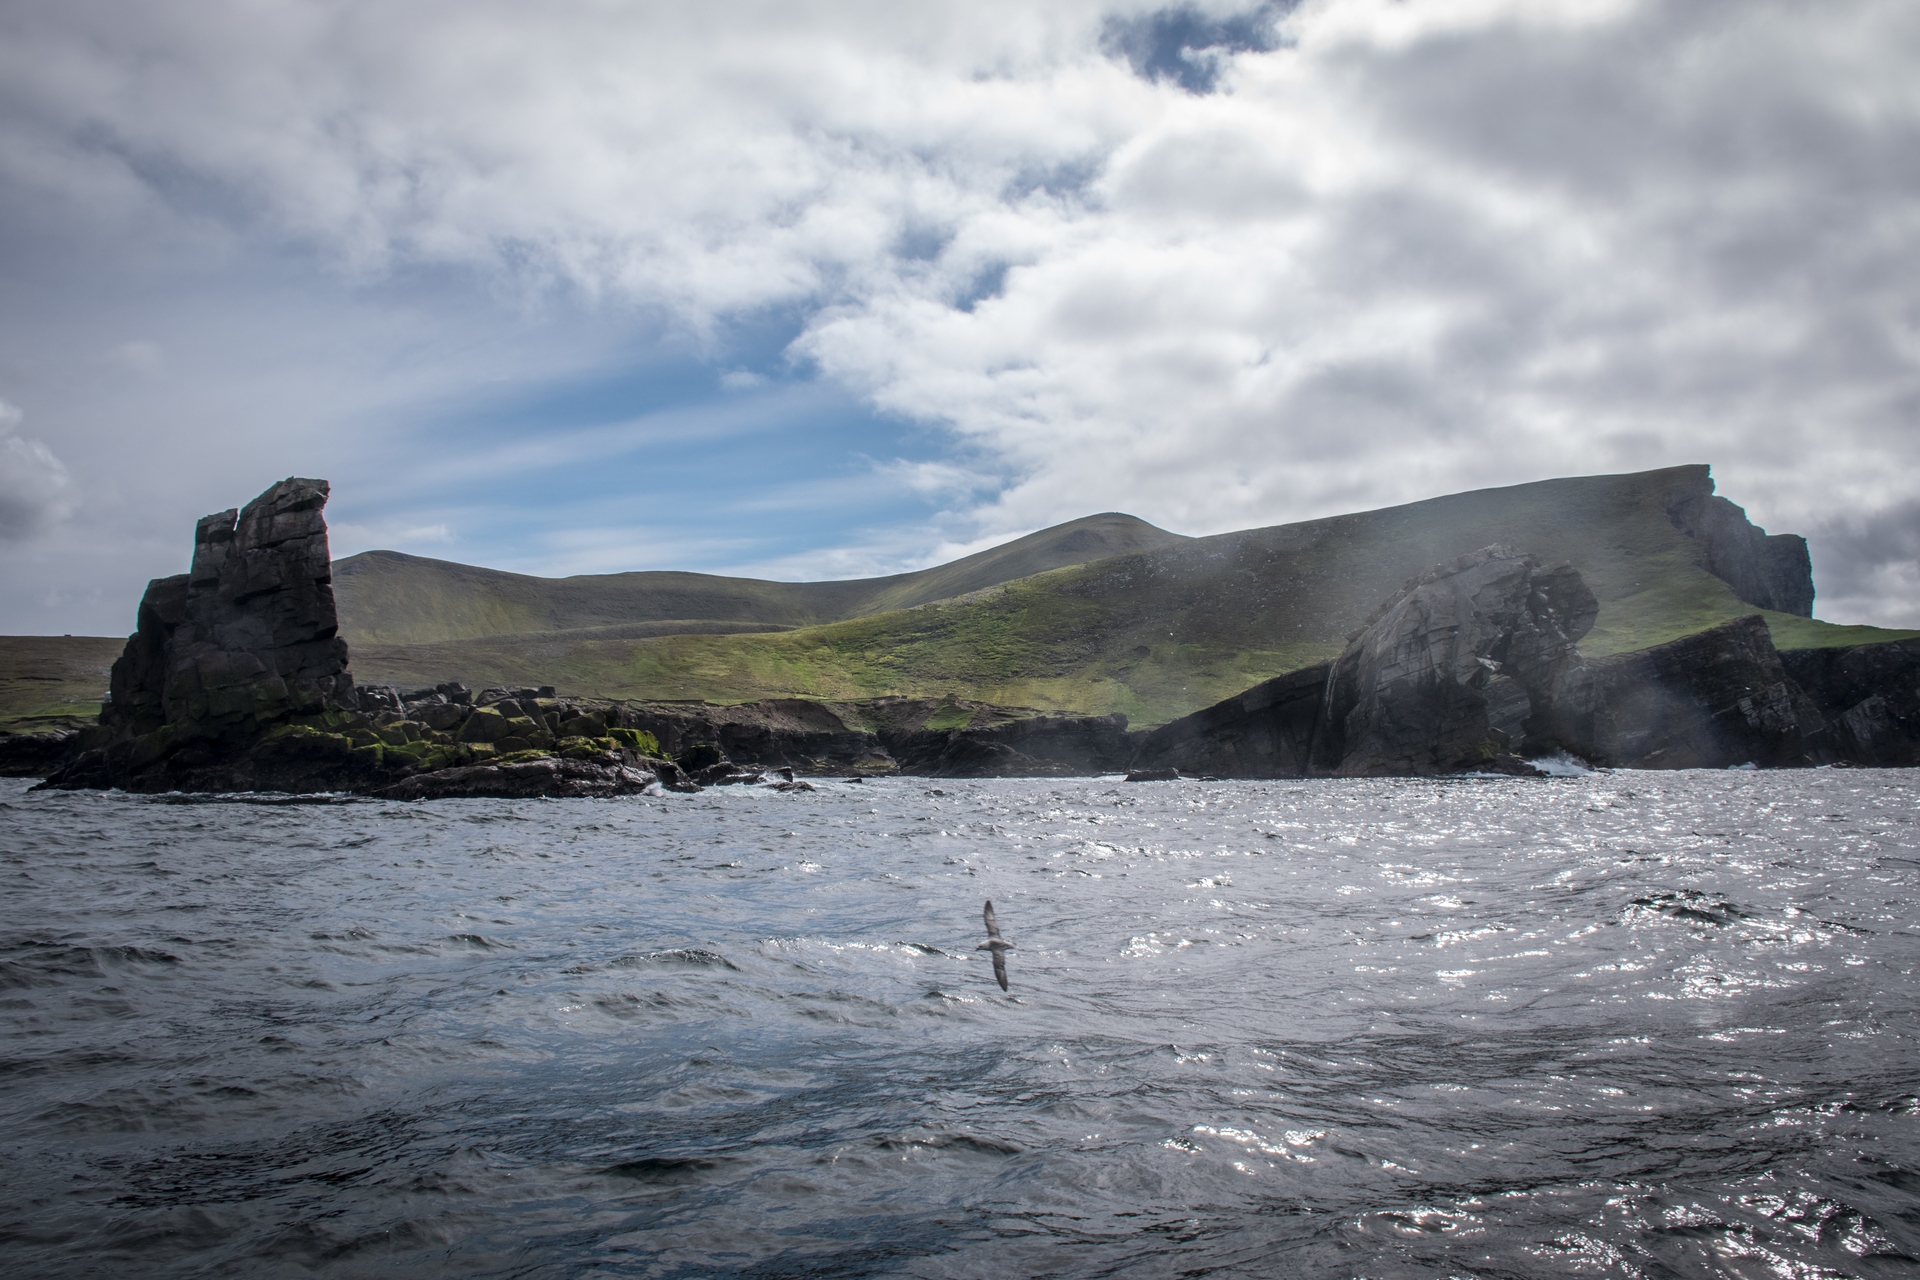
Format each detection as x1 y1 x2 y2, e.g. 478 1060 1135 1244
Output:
334 464 1904 729
332 512 1188 645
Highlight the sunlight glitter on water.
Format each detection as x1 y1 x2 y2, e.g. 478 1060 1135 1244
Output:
0 769 1916 1277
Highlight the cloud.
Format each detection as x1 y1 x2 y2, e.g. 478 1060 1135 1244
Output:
795 0 1920 591
0 399 75 541
1811 502 1920 629
0 0 1915 624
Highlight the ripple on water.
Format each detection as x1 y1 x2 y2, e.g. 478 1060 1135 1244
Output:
0 770 1915 1277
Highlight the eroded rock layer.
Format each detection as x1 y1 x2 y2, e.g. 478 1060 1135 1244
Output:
1540 616 1828 769
1128 545 1910 778
1322 546 1598 775
1780 638 1920 767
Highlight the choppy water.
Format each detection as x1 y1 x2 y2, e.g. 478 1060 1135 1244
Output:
1 769 1917 1279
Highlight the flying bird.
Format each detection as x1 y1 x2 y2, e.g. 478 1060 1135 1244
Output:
978 899 1013 991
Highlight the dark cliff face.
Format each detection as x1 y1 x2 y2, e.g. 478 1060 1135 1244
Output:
105 478 355 743
1780 639 1920 766
1125 543 1911 778
1663 466 1815 617
1126 663 1332 779
1325 546 1598 776
1130 546 1600 778
1539 616 1828 768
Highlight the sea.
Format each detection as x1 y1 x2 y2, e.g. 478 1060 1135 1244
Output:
1 767 1916 1279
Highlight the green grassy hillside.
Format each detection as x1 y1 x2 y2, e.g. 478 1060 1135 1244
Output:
0 635 122 734
345 466 1917 727
332 512 1189 644
10 466 1913 737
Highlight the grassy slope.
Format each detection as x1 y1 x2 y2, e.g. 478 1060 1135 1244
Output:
13 467 1914 735
0 635 122 734
333 512 1189 644
347 465 1918 727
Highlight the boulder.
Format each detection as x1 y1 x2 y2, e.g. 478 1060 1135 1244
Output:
1322 546 1596 775
412 703 470 732
677 742 726 772
373 757 661 800
0 731 77 778
457 706 517 744
357 685 403 713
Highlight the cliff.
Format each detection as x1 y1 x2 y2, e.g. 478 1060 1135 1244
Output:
1128 547 1911 778
1779 638 1920 766
1661 467 1814 616
337 465 1872 729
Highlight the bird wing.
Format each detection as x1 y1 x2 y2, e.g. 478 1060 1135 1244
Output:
991 947 1009 991
983 900 1001 941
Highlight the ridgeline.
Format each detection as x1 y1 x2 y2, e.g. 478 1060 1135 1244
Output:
5 465 1912 738
335 465 1905 729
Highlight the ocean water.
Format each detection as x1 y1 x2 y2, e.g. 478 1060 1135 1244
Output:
1 769 1916 1279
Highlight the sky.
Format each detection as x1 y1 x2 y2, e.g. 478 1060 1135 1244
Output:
0 0 1915 636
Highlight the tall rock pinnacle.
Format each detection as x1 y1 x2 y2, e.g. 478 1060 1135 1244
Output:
105 478 355 740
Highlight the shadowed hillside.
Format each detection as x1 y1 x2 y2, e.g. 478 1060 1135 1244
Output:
332 512 1190 644
9 466 1912 737
345 466 1916 727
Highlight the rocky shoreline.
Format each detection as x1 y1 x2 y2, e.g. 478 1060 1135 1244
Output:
12 479 1919 796
1130 549 1919 779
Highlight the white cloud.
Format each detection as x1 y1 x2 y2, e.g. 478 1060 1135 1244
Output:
0 0 1915 619
802 0 1920 559
0 399 75 541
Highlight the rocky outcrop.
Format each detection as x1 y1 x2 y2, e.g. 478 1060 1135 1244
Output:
103 479 356 740
1127 664 1333 779
43 479 379 792
618 698 898 775
1130 547 1595 778
1129 546 1861 778
0 730 76 777
1779 638 1920 766
1539 616 1827 768
38 485 685 797
887 711 1132 777
372 755 662 801
589 694 1133 779
1321 546 1598 775
1664 467 1814 617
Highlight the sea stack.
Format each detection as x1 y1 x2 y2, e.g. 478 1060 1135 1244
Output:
43 478 361 790
103 478 356 740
